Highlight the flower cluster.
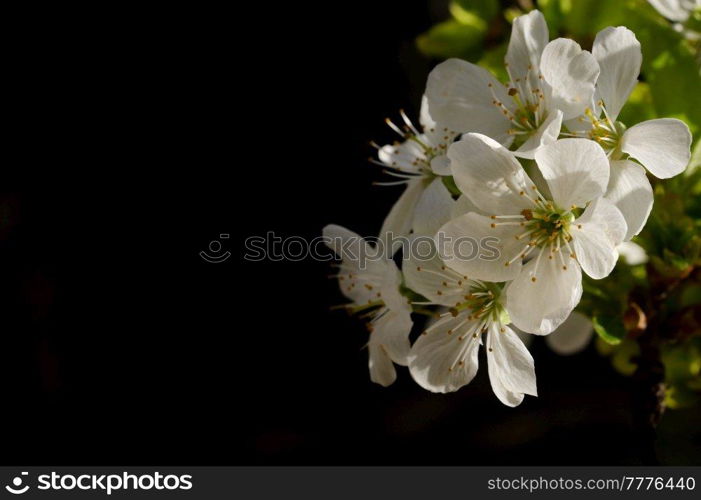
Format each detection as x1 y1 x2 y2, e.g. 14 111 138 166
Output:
325 10 692 406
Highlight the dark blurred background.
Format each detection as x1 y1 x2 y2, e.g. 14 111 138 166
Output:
1 1 699 465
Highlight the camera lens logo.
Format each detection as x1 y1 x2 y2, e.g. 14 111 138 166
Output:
5 472 29 495
200 233 231 263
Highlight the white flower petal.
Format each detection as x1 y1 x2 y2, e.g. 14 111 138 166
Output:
545 311 594 355
448 133 534 215
451 194 483 218
408 313 481 393
562 114 593 134
605 159 653 241
592 27 641 120
412 178 455 237
378 140 425 173
487 323 538 407
505 254 583 335
324 224 401 305
437 212 525 282
368 343 397 387
362 265 402 309
535 138 609 208
404 242 468 307
511 325 534 348
526 155 554 200
426 59 513 143
648 0 694 21
323 224 367 259
571 197 627 279
379 178 428 244
505 10 549 89
421 94 461 161
370 307 413 367
617 241 649 265
512 109 563 159
379 265 410 315
540 38 600 120
430 155 451 176
323 224 380 270
621 118 692 178
419 94 435 131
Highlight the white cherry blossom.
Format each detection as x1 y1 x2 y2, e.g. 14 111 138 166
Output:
437 134 627 335
324 224 413 386
565 26 692 240
373 97 458 243
404 249 536 406
425 10 600 159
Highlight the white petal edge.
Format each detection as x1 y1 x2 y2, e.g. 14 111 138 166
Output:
505 253 583 335
571 197 627 279
403 242 468 307
487 323 538 407
617 241 648 265
448 133 534 215
605 159 653 241
370 307 413 367
535 138 610 209
379 178 429 247
369 342 397 387
648 0 694 21
436 212 525 282
540 38 600 120
412 178 455 237
545 311 594 355
592 26 641 121
620 118 692 179
426 59 513 143
505 10 549 90
408 313 481 393
512 109 563 159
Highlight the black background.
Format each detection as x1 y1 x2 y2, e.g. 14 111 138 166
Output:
1 1 699 465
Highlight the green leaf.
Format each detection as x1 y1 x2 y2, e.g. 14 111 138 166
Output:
595 336 617 356
619 5 701 135
663 341 701 383
592 314 627 345
664 384 700 409
416 19 486 60
644 44 701 136
451 0 499 23
611 338 641 376
617 82 657 126
477 42 508 82
684 7 701 33
687 139 701 178
557 0 628 38
537 0 564 37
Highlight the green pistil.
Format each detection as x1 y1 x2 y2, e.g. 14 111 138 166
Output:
585 108 626 158
408 134 431 153
525 205 575 249
449 282 507 324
